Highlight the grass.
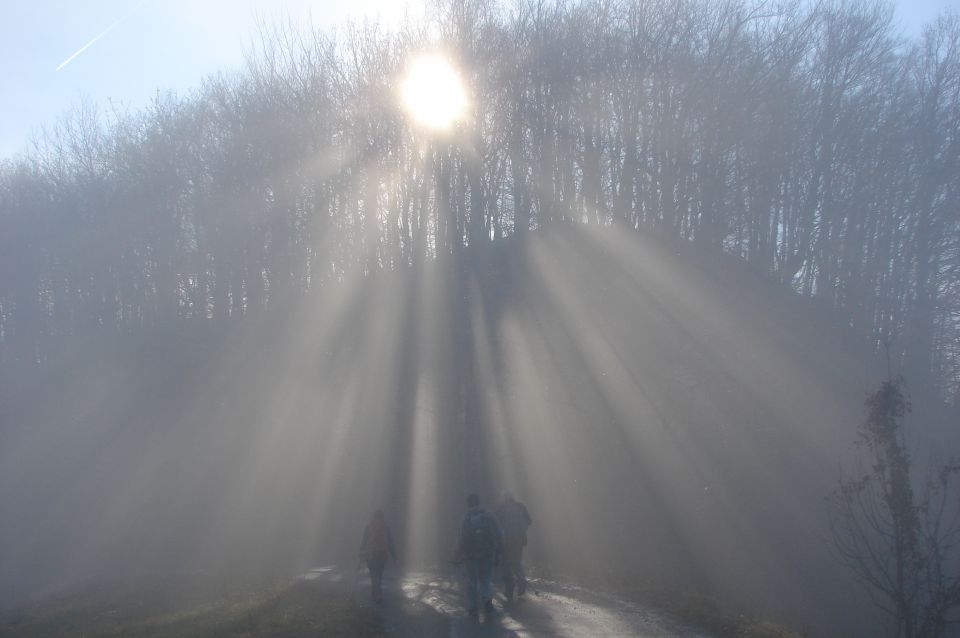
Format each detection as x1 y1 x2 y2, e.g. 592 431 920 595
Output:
643 588 807 638
0 575 382 638
1 569 808 638
538 566 808 638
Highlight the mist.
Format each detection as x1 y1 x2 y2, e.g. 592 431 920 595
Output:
1 2 959 637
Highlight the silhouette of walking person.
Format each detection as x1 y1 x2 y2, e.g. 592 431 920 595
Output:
457 493 502 619
496 489 532 601
360 509 396 602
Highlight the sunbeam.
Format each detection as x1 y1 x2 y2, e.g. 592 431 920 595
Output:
4 3 958 636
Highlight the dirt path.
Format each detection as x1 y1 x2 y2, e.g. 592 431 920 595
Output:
304 567 712 637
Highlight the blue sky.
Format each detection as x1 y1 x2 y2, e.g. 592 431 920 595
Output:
0 0 955 158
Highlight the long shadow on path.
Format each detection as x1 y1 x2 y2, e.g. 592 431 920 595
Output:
306 567 712 638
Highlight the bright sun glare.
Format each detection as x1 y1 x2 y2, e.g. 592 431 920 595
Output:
400 55 468 130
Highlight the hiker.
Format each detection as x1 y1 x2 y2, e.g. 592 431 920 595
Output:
496 489 532 601
456 493 503 618
360 509 397 602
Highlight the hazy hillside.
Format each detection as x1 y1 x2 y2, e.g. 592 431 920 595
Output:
6 224 951 635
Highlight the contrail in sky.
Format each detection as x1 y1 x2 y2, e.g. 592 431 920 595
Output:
56 0 149 72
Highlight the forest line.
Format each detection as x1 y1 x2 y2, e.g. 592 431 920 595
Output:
0 0 957 403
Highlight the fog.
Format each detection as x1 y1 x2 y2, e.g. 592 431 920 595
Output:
0 226 881 628
1 1 958 637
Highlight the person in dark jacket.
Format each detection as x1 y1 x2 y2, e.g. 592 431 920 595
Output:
457 493 502 618
360 509 397 602
495 489 532 601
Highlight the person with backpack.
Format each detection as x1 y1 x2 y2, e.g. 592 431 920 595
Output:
495 489 532 601
456 493 502 618
359 509 397 602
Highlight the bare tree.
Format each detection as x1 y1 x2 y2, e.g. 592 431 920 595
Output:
0 0 958 401
830 378 960 637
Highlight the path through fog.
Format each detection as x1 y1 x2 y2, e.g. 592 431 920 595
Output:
304 567 712 637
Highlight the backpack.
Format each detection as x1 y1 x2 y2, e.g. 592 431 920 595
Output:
463 510 494 557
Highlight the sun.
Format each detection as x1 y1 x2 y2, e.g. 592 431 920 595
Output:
399 54 468 130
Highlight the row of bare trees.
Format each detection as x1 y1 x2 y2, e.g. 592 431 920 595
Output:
1 0 958 402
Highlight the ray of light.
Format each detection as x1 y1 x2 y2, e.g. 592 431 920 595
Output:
400 265 445 566
517 225 865 607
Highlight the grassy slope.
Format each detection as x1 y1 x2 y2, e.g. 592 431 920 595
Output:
0 577 381 638
0 573 806 638
5 226 932 637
